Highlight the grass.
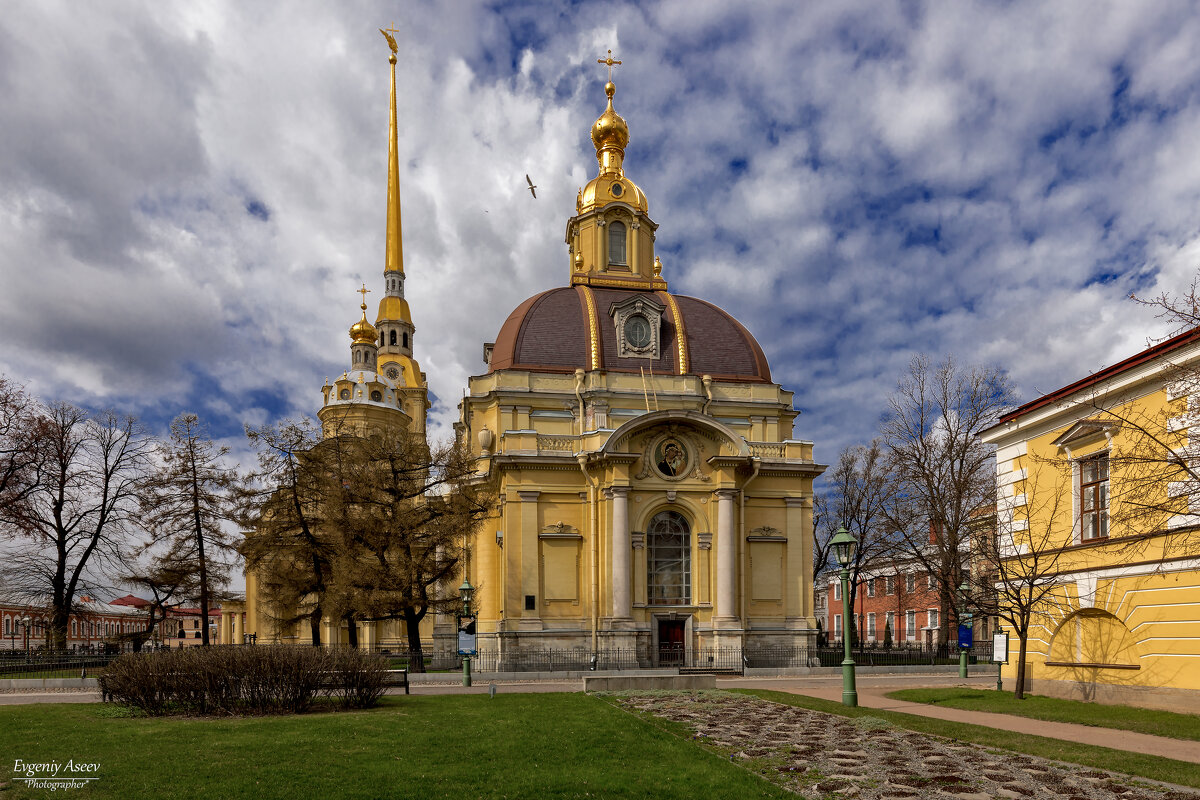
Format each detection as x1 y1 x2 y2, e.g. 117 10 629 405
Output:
886 687 1200 742
732 689 1200 790
0 693 793 800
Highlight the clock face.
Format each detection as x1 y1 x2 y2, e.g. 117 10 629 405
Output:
625 314 651 349
386 367 400 380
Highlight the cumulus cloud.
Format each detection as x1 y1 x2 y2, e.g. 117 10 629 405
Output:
3 0 1200 476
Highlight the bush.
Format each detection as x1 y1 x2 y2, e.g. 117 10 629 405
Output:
99 646 389 715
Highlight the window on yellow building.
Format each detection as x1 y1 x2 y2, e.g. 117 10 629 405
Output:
608 221 627 265
1080 454 1109 540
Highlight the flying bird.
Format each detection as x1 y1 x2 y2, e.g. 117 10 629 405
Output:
526 175 537 199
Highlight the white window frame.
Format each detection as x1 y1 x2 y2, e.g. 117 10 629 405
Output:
906 609 916 640
1077 452 1109 542
885 611 895 636
833 613 842 638
885 576 895 595
866 579 875 598
927 608 939 630
867 612 877 640
906 573 916 593
833 581 841 601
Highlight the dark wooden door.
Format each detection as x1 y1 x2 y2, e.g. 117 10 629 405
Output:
658 620 685 666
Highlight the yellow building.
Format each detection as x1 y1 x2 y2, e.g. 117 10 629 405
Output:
980 328 1200 710
456 72 825 666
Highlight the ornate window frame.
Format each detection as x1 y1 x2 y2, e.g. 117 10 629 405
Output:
609 294 665 360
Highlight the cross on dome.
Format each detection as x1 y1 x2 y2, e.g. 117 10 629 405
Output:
597 49 622 82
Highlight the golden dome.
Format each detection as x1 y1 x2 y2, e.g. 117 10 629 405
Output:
590 82 628 154
349 303 378 344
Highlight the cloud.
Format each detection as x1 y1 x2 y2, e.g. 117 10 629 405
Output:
2 0 1200 494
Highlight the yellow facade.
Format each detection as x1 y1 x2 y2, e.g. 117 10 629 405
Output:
981 330 1200 709
456 72 825 665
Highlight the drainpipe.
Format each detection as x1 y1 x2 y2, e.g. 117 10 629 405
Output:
577 452 599 651
574 369 586 437
739 456 763 632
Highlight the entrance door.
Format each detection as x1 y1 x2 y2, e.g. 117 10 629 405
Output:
658 619 685 666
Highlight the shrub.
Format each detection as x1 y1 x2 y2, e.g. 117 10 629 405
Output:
100 646 389 715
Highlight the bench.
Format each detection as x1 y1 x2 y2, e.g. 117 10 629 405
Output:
383 668 409 694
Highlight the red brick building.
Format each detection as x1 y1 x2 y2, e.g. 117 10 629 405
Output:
823 563 949 647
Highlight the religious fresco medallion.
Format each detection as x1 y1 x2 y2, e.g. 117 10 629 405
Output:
652 435 690 479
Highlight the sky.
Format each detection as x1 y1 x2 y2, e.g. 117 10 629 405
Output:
4 0 1200 479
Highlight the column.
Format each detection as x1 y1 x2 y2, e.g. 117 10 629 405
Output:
611 487 631 619
784 497 809 624
715 489 738 625
597 219 607 272
630 222 640 276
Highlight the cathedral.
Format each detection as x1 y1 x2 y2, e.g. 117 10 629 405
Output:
231 38 825 665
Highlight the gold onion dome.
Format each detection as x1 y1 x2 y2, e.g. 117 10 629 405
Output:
591 82 629 153
349 302 378 344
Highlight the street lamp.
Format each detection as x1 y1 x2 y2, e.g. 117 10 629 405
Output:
830 526 858 707
957 580 972 678
19 615 32 655
459 578 475 688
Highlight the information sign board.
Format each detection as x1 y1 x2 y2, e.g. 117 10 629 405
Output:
457 615 477 656
957 624 973 649
992 632 1009 663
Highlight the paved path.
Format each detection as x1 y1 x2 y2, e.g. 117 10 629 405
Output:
721 674 1200 764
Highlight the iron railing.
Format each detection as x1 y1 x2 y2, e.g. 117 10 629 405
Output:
0 651 122 678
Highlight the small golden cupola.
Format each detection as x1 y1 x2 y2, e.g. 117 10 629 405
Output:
348 287 380 372
568 51 662 291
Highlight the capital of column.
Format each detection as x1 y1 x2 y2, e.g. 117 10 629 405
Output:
784 495 809 508
610 486 631 497
714 488 739 500
517 491 541 502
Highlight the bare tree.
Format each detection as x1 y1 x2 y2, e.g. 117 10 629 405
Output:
816 441 894 644
238 417 336 647
882 355 1017 646
119 550 200 651
0 405 150 650
141 413 239 646
321 423 494 668
971 475 1075 699
0 375 40 514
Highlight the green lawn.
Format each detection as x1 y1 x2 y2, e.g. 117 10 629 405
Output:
886 687 1200 742
0 694 792 800
733 689 1200 790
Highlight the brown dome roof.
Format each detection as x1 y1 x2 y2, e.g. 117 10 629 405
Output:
488 286 771 382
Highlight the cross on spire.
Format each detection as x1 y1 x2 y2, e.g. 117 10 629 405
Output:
358 282 371 310
597 49 622 82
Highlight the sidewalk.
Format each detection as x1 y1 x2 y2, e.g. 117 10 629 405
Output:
721 674 1200 765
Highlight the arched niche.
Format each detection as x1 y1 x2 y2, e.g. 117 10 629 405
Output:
1047 608 1141 669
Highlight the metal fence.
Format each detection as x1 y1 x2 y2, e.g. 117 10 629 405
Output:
0 651 121 678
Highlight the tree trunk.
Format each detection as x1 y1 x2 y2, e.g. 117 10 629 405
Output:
49 606 69 652
1014 633 1029 700
345 614 358 649
309 608 322 647
404 612 426 673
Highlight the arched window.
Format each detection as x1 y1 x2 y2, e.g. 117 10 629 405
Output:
402 332 409 349
390 330 397 346
608 220 627 265
647 510 691 605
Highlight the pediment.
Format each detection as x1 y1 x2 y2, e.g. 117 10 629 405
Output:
1051 418 1118 449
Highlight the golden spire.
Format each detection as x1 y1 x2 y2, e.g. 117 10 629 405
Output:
591 50 628 176
382 26 404 276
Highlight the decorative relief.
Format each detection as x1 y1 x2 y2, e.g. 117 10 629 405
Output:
697 532 713 550
539 521 582 539
631 532 645 550
747 525 786 542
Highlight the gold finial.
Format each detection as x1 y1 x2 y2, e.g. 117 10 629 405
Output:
380 25 399 62
597 49 621 82
358 282 371 311
653 257 662 278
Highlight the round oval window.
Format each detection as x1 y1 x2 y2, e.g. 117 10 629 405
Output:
610 182 624 197
625 314 651 348
371 390 382 402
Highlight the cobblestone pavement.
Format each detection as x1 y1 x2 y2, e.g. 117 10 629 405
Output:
615 692 1200 800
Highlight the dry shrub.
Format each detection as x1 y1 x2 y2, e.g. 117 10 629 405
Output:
100 646 389 715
